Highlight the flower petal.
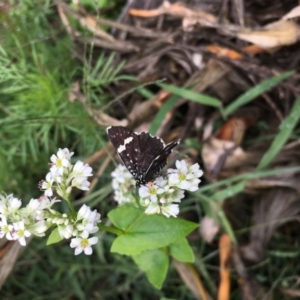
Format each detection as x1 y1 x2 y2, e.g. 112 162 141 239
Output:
84 246 93 255
74 247 83 255
88 237 99 246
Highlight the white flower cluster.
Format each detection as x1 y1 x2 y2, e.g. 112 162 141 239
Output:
39 148 92 199
0 194 59 246
62 204 100 255
111 160 203 218
111 165 136 205
0 148 101 256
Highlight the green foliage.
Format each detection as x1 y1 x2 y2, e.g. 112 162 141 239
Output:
47 228 64 245
108 205 198 256
0 1 133 195
157 83 221 108
0 38 99 194
133 249 169 289
108 205 198 288
197 165 300 194
211 181 246 202
132 238 195 289
169 238 195 263
78 0 126 19
223 71 294 117
84 52 136 97
149 95 180 135
257 96 300 170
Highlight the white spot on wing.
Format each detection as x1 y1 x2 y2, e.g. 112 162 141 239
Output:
117 137 134 153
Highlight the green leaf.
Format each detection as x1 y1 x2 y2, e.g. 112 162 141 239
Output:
149 95 180 135
223 71 294 117
133 249 169 289
257 96 300 170
157 83 221 107
169 238 194 263
46 227 63 245
108 206 198 256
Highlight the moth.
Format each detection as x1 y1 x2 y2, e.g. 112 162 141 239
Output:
107 126 180 187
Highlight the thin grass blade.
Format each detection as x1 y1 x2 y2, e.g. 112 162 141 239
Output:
157 83 221 108
223 71 294 117
257 96 300 170
149 95 180 135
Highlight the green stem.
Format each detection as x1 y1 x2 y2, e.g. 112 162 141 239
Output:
64 196 76 214
217 206 237 244
98 224 124 236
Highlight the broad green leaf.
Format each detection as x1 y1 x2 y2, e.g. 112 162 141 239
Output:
157 83 221 107
46 227 63 245
223 71 294 117
257 96 300 170
133 249 169 289
108 206 198 256
108 205 143 231
169 238 194 263
149 95 180 135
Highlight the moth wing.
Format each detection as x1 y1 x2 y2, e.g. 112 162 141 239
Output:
107 126 142 179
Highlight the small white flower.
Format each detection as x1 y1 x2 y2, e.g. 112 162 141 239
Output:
112 179 120 191
0 199 8 216
88 209 101 225
168 160 202 191
77 205 101 235
58 224 74 239
70 231 98 255
144 200 179 218
139 181 165 202
29 220 49 236
113 190 125 204
77 222 98 236
113 185 136 205
144 200 160 215
72 177 90 191
77 204 91 220
7 195 22 214
71 161 93 178
51 169 63 183
41 172 55 197
160 203 179 218
13 221 31 246
164 187 185 203
188 163 203 178
153 176 167 187
38 196 60 210
111 165 136 205
111 165 133 182
0 216 14 240
24 199 40 216
50 148 74 175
